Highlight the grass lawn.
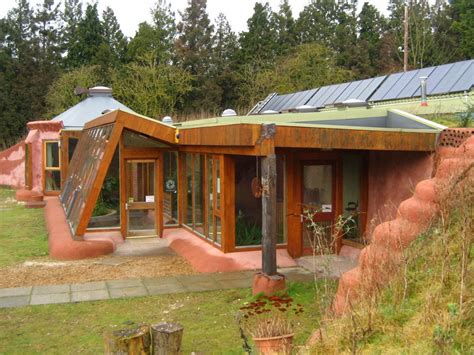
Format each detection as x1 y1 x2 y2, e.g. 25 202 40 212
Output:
0 281 335 354
0 187 49 267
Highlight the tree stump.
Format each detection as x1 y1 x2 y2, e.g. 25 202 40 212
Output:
151 322 183 355
104 325 151 355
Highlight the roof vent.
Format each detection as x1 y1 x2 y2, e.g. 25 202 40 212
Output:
101 109 113 115
88 86 113 97
162 116 173 124
221 109 237 117
294 104 318 112
334 99 368 108
420 76 428 106
261 110 280 115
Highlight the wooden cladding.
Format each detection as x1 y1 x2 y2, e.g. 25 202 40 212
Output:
178 124 260 147
275 126 438 151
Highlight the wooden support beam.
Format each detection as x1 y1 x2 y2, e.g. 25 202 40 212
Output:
261 153 278 275
259 123 278 276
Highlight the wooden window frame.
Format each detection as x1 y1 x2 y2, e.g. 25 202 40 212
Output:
43 140 61 195
25 143 33 190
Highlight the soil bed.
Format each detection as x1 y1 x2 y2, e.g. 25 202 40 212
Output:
0 255 195 288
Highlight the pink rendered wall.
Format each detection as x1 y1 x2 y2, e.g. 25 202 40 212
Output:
366 151 434 237
0 141 25 188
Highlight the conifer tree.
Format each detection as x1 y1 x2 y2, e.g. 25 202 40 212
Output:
66 3 104 67
175 0 214 75
239 2 278 67
102 6 128 64
273 0 297 55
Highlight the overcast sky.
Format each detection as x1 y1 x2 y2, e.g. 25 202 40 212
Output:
0 0 394 37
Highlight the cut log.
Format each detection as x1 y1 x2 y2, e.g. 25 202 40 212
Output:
151 323 183 355
104 325 151 355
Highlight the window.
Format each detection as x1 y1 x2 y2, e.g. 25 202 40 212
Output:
61 124 114 235
25 143 32 190
163 151 178 226
44 141 61 191
184 153 222 246
184 153 205 236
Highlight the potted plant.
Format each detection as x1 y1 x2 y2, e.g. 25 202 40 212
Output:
238 294 304 354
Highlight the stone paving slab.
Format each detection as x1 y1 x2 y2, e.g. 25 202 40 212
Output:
71 281 107 292
0 286 32 298
109 286 148 299
0 296 30 308
106 279 144 289
146 284 186 295
72 290 110 302
32 284 70 295
0 267 318 309
30 293 71 305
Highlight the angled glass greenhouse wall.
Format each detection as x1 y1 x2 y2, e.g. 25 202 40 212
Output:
60 124 115 235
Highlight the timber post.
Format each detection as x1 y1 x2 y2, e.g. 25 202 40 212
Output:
252 123 286 295
261 153 277 275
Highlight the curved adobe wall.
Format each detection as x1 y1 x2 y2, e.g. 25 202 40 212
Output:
45 197 116 259
0 141 25 188
332 132 474 316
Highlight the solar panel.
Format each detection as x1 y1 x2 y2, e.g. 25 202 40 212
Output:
396 67 434 99
306 85 337 107
358 76 386 101
450 61 474 92
283 89 314 110
369 72 404 101
293 88 318 107
260 94 283 112
383 69 420 100
323 82 351 106
335 80 364 103
430 60 472 95
274 93 294 111
255 59 472 114
425 63 453 95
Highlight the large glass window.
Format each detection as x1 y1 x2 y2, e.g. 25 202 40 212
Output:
60 124 114 235
163 151 178 226
342 154 363 242
87 147 120 229
235 156 262 246
235 155 286 247
184 153 205 236
206 156 221 245
44 141 61 191
68 138 79 162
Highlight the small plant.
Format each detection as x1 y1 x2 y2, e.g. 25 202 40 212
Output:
238 294 304 339
236 210 262 246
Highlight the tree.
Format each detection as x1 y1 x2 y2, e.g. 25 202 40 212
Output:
451 0 474 58
273 0 297 55
238 2 277 67
357 2 385 76
112 53 193 118
237 43 354 108
102 7 128 64
45 65 104 117
175 0 213 75
296 0 337 47
211 13 239 109
1 0 44 144
66 3 104 67
62 0 82 67
128 0 176 64
175 0 214 112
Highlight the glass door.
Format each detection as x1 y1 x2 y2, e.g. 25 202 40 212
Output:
125 160 157 237
301 162 336 255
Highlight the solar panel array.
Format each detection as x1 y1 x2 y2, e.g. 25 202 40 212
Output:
254 59 473 114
